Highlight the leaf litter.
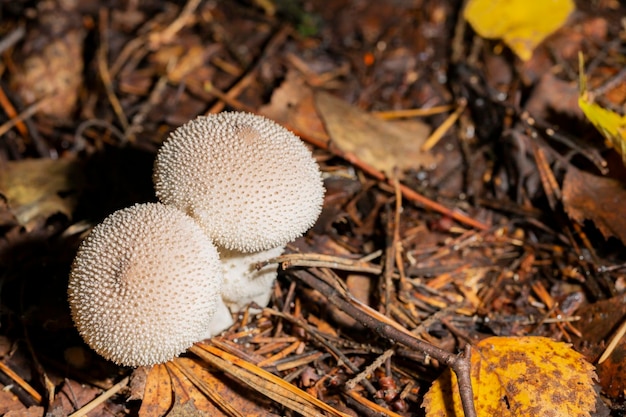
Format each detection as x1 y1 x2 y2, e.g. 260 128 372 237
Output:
0 0 625 416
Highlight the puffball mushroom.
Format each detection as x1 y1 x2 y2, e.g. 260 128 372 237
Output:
220 245 285 313
68 203 226 367
153 112 325 253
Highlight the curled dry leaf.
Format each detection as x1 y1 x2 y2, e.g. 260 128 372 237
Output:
423 336 596 417
0 158 82 231
261 69 438 176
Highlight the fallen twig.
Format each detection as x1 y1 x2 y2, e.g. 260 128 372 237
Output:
190 343 352 417
68 376 130 417
296 129 490 232
289 268 477 417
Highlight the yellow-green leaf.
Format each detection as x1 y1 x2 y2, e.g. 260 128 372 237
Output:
464 0 574 61
578 53 626 164
422 336 596 417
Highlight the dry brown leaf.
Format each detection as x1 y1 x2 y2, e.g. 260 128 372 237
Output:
315 91 437 176
596 343 626 401
0 158 82 231
169 45 211 83
166 399 207 417
152 44 214 84
0 390 27 415
4 406 44 417
562 166 626 244
423 336 596 417
261 70 437 178
49 378 104 416
10 2 85 120
129 367 149 401
329 274 371 329
573 295 626 399
191 343 350 417
139 364 173 417
173 357 277 417
259 69 330 146
166 360 223 415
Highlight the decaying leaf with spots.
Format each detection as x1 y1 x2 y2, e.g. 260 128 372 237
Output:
422 336 596 417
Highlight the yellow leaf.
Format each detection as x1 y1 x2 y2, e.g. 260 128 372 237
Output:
464 0 574 61
578 53 626 163
422 336 596 417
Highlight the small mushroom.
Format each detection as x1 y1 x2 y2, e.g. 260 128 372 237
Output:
220 245 285 313
68 203 225 367
153 112 325 253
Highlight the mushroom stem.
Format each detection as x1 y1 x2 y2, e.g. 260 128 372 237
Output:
205 296 235 337
219 245 285 313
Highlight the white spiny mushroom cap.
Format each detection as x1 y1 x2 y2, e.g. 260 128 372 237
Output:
153 112 325 253
220 245 285 313
68 203 224 367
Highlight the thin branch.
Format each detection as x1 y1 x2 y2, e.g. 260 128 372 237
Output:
289 268 477 417
98 8 129 131
67 376 130 417
294 127 490 232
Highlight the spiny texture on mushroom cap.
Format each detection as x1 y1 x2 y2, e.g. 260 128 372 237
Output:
153 112 325 252
220 245 284 313
68 203 223 367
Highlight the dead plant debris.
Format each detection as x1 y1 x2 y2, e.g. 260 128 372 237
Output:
0 0 625 416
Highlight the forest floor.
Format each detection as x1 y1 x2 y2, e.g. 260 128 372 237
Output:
1 0 626 416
